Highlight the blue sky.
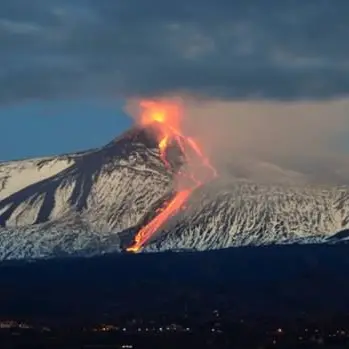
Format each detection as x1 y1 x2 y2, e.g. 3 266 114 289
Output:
0 99 131 161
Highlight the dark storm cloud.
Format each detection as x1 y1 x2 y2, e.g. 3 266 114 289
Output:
1 0 349 103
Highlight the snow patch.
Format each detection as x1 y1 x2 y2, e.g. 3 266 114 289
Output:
0 203 12 216
0 158 74 200
6 193 45 227
49 182 77 220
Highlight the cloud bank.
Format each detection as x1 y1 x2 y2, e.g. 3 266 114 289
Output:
1 0 349 103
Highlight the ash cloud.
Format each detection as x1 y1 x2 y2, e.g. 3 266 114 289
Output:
1 0 349 103
182 98 349 184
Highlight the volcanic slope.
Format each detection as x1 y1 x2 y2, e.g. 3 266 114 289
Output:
1 127 349 259
145 179 349 251
0 126 183 259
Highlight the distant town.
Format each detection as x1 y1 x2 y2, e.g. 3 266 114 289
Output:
1 311 349 348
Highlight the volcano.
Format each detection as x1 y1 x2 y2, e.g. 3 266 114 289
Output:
1 111 349 260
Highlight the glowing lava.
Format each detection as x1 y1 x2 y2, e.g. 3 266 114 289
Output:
127 99 217 252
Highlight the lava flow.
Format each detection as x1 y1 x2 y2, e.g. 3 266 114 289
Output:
126 100 217 253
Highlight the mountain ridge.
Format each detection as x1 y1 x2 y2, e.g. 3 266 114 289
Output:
1 126 349 260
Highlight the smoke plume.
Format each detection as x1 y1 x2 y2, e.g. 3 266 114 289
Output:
183 97 349 184
126 96 349 184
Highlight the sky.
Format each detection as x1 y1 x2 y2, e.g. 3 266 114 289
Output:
0 99 131 160
1 0 349 164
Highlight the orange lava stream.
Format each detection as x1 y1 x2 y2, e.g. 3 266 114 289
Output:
126 189 193 253
127 100 217 252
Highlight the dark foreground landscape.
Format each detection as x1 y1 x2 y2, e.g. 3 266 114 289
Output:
1 244 349 348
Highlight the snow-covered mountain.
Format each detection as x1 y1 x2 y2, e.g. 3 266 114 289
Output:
1 125 349 260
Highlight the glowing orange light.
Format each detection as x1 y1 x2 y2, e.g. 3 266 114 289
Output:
127 99 217 252
139 100 182 133
127 189 192 252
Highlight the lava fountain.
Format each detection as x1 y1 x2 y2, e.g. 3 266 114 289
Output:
126 99 217 252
